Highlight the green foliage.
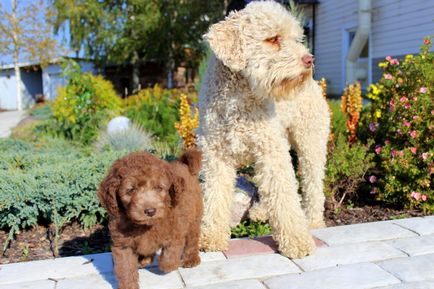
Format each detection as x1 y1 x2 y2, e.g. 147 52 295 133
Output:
231 221 272 239
0 137 125 252
124 85 181 150
96 124 153 153
359 37 433 212
328 99 347 138
324 134 375 207
51 60 122 144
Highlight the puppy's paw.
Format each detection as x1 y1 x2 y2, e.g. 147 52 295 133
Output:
248 202 269 222
182 255 201 268
138 255 154 268
158 255 180 273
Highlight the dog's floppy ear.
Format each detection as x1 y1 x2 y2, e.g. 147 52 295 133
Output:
179 148 202 176
204 12 246 72
169 175 184 208
98 168 122 216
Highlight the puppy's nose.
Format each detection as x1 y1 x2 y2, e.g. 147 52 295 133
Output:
144 208 156 217
302 54 313 68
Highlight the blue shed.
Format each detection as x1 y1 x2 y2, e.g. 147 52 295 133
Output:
0 59 95 110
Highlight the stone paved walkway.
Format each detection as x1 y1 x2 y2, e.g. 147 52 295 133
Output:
1 216 434 289
0 110 26 138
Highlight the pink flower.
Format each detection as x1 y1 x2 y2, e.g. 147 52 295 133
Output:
390 58 399 65
411 191 421 201
386 56 392 61
375 145 382 154
397 129 402 135
391 149 398 157
404 103 411 109
369 122 378 132
384 73 393 80
422 195 428 201
424 39 431 45
410 147 417 154
422 152 429 160
419 87 428 93
399 150 404 157
385 140 391 145
432 110 434 115
403 121 411 127
412 116 419 120
369 175 377 183
400 96 408 102
409 130 417 138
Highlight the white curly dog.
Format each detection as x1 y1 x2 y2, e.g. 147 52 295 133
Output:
198 1 330 258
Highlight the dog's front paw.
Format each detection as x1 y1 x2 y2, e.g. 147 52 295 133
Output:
182 254 201 268
308 219 326 230
158 255 180 273
199 229 229 252
138 255 154 268
277 233 316 259
248 202 269 222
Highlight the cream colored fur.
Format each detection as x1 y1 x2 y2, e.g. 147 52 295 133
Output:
198 1 330 259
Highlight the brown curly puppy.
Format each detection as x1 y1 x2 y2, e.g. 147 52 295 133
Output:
98 149 203 289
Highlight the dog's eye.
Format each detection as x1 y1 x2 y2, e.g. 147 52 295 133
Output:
265 35 280 45
295 36 305 44
126 187 134 194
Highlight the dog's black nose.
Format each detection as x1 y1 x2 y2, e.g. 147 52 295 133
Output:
144 208 156 217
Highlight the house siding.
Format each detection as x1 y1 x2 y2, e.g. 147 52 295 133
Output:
313 0 434 95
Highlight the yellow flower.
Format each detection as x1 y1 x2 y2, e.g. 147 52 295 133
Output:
375 109 382 118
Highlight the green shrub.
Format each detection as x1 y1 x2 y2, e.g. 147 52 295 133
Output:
0 138 125 253
359 37 433 212
328 99 347 139
231 220 272 239
51 60 122 145
95 124 153 153
324 134 375 207
124 85 181 150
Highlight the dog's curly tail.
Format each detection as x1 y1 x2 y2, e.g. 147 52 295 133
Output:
179 148 202 176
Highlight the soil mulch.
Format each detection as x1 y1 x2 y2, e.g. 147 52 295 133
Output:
0 205 428 264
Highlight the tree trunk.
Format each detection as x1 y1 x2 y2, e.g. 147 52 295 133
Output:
12 0 22 111
131 51 140 94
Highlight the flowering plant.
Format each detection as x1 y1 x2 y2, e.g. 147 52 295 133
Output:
360 37 433 212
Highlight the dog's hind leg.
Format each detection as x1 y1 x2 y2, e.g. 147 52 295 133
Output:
182 219 201 268
253 127 315 259
199 146 236 252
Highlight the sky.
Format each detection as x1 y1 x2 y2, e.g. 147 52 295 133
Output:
0 0 72 65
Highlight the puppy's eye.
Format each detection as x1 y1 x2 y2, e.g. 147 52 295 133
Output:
295 36 305 44
126 187 134 194
265 35 280 45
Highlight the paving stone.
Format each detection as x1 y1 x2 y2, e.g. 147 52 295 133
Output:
264 263 400 289
293 241 407 271
179 253 300 287
199 252 226 262
392 217 434 235
56 268 183 289
372 281 434 289
56 273 116 289
138 268 184 289
384 234 434 256
0 253 113 285
0 280 55 289
312 222 416 245
187 279 266 289
224 236 326 258
377 254 434 282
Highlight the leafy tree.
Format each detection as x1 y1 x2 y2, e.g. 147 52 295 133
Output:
52 0 225 90
0 0 60 110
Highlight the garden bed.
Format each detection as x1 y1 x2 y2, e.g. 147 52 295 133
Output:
0 204 427 264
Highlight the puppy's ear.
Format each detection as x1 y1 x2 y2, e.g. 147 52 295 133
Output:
169 175 184 208
179 148 202 176
204 12 246 72
98 168 121 216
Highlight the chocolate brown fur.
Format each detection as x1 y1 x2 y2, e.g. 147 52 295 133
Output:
98 149 203 289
